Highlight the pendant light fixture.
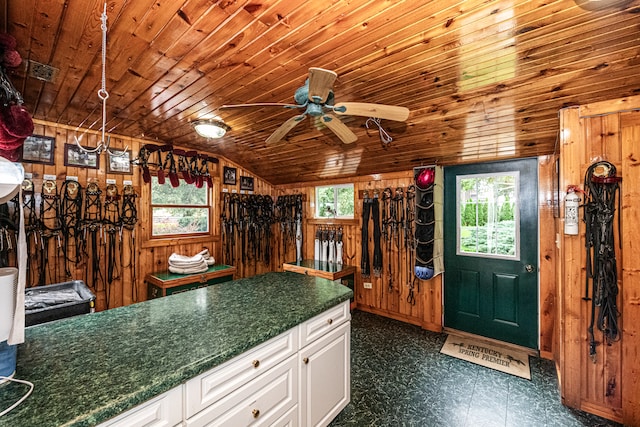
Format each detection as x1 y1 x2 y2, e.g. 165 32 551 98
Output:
192 119 230 139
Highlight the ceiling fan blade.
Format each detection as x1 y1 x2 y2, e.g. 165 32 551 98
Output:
220 102 302 109
308 68 337 104
266 114 306 144
332 102 410 122
321 113 357 144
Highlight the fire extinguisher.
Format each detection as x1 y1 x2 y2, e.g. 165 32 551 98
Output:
564 185 581 235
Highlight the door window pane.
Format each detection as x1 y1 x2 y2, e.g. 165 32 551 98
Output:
456 172 519 259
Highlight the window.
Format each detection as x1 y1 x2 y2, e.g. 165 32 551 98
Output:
315 184 354 219
456 172 519 259
150 176 210 237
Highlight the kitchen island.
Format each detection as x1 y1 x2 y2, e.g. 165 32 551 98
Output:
0 271 353 426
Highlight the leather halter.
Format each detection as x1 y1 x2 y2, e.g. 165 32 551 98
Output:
583 160 622 362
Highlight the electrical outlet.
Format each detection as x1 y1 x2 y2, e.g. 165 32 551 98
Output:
363 282 372 289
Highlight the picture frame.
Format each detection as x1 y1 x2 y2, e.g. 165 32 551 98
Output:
240 175 254 191
106 149 132 175
20 135 55 165
223 166 237 185
63 143 100 169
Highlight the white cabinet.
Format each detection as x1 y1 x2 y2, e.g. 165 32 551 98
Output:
99 301 350 427
97 386 183 427
299 321 350 427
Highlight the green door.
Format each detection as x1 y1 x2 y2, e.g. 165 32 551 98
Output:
444 158 538 349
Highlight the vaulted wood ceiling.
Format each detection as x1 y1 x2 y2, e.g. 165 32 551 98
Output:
3 0 640 185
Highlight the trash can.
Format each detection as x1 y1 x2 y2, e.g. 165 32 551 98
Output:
25 280 96 327
0 340 17 381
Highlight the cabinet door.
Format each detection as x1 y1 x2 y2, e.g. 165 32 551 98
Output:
299 321 350 427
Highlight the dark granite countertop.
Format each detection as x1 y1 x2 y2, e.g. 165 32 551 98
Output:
0 272 352 427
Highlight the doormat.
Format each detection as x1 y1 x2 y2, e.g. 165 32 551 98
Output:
440 335 531 380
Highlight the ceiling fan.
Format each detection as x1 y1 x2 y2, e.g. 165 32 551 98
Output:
221 68 410 144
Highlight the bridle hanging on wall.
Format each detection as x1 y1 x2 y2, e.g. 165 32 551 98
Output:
83 182 104 298
583 160 622 363
18 179 38 286
121 184 138 302
361 190 372 278
60 180 83 278
103 184 121 306
221 192 234 265
381 187 394 291
405 185 417 304
38 179 62 286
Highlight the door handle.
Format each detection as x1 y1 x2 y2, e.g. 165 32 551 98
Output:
525 264 535 273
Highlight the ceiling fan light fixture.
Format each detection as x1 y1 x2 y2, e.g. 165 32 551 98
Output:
192 119 230 139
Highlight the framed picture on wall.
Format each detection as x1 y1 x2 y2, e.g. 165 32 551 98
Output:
223 166 237 185
64 143 100 169
20 135 55 165
240 175 254 191
106 149 132 174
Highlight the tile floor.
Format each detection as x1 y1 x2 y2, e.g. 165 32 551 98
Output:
330 310 622 427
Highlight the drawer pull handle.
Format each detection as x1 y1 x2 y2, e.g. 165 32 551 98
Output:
252 359 260 368
327 318 333 325
303 357 309 364
252 409 260 418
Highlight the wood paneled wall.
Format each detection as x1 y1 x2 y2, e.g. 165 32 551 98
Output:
279 171 443 331
20 122 559 350
22 121 143 311
21 121 280 311
558 96 640 425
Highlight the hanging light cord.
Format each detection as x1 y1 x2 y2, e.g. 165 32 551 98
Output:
366 117 393 147
98 5 109 149
74 3 127 157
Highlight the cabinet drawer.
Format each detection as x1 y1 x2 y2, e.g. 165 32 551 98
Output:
299 300 350 348
271 404 299 427
185 355 298 427
97 386 183 427
185 327 298 418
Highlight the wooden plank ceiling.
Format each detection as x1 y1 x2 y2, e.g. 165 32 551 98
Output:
3 0 640 185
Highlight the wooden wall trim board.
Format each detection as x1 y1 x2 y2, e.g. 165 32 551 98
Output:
579 94 640 118
558 101 640 425
538 154 557 361
620 112 640 427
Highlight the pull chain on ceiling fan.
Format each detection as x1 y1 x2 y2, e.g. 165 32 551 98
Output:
221 67 410 144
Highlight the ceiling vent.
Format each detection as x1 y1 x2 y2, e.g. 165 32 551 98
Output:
27 60 59 83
